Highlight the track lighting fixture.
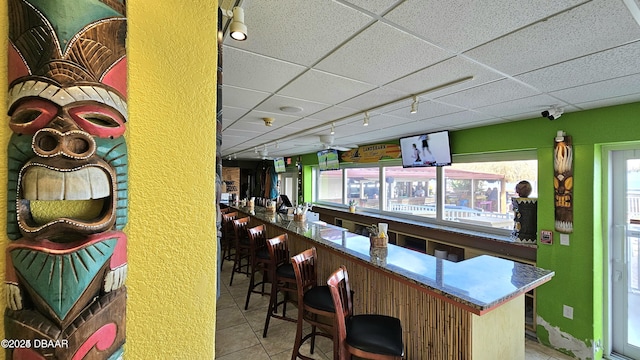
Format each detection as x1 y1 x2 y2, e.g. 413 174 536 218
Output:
330 122 335 135
410 96 418 114
228 155 232 160
221 6 247 41
363 111 369 126
542 106 563 121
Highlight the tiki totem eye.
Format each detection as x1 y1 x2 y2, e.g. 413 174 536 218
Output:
68 104 126 138
9 99 58 134
564 176 573 191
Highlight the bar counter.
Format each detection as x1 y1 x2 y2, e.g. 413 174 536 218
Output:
231 206 554 359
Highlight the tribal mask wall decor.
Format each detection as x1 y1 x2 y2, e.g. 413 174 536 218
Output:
5 0 128 359
553 131 573 233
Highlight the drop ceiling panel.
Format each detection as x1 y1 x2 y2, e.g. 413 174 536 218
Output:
515 41 640 92
338 86 410 111
222 85 270 109
384 0 588 52
315 22 452 86
341 0 401 15
475 94 574 118
549 73 640 104
574 92 640 110
305 105 360 122
386 100 465 120
464 0 640 76
220 0 640 159
222 46 306 92
435 79 541 109
222 106 249 124
278 69 377 105
223 0 374 66
426 111 503 129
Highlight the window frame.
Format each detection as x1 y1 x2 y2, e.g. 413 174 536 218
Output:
312 150 537 237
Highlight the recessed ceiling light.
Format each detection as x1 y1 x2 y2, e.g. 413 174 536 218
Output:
279 106 303 113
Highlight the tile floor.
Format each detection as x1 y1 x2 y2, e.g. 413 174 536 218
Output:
215 260 574 360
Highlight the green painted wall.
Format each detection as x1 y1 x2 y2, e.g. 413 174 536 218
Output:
302 101 640 358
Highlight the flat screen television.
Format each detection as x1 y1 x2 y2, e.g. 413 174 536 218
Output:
399 130 452 168
273 157 286 173
317 149 340 171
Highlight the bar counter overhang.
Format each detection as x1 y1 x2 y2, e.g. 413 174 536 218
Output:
230 205 554 359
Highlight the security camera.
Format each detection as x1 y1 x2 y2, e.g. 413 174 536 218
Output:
542 107 563 121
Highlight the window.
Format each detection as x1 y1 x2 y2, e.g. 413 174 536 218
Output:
313 150 537 234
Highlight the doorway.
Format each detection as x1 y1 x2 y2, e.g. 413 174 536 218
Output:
279 171 298 206
609 148 640 359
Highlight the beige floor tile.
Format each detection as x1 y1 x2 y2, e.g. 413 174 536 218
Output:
215 344 271 360
215 322 261 358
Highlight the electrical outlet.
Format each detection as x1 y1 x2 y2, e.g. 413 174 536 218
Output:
563 305 573 319
560 234 570 246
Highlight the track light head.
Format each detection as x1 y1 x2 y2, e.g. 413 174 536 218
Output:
542 107 563 121
363 111 369 126
228 7 247 41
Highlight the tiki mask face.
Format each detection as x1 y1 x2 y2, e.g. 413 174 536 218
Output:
5 1 128 358
6 0 128 242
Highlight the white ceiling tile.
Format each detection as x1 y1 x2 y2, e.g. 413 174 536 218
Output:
340 0 401 15
386 100 464 120
435 79 541 109
574 93 640 110
306 105 360 122
278 69 376 104
222 46 306 92
222 85 270 109
515 41 640 92
316 22 452 85
475 94 573 118
254 95 331 117
384 0 587 52
223 0 373 66
386 56 503 98
222 106 249 124
464 0 640 75
338 86 410 111
549 73 640 104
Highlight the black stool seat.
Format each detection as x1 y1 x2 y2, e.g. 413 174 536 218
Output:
303 285 334 312
346 314 404 356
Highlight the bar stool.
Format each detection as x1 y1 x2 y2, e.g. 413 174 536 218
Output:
229 216 251 286
291 247 336 360
220 211 237 268
244 224 271 310
327 265 404 360
263 233 296 338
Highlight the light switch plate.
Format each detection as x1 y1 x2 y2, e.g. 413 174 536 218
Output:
560 234 570 246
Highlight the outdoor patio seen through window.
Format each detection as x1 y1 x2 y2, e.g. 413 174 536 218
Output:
314 153 537 234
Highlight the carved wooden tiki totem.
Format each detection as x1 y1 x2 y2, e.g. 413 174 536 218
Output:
554 135 573 233
5 0 127 359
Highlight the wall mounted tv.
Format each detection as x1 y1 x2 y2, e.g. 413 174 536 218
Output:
274 157 286 173
399 130 452 168
317 149 340 171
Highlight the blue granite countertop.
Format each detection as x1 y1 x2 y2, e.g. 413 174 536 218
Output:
233 206 554 314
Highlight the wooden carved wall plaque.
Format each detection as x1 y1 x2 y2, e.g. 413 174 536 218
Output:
5 0 128 358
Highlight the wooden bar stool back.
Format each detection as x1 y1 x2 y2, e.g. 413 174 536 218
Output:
220 211 238 267
244 224 271 310
229 216 251 286
291 247 336 360
263 233 296 338
327 265 404 360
